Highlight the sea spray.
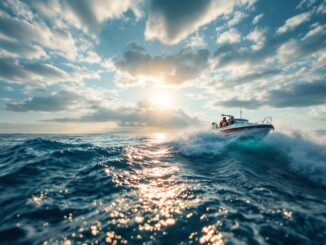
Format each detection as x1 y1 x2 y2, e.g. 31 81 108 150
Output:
263 131 326 186
171 129 326 186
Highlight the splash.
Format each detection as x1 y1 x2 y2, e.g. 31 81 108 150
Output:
171 130 235 157
172 129 326 186
263 130 326 186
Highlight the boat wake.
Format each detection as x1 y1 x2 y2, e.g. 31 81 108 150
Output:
171 129 326 187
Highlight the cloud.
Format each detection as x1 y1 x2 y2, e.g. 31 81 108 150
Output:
246 28 266 50
2 0 34 22
219 69 282 89
46 99 201 128
227 11 247 26
0 40 47 59
277 29 326 63
217 28 241 44
186 34 207 48
213 21 325 69
266 79 326 108
277 12 312 34
80 50 102 64
111 42 209 85
214 98 262 109
0 10 77 60
252 13 263 24
297 0 317 9
32 0 142 34
0 58 71 85
145 0 255 44
302 23 326 40
214 80 326 109
62 0 141 32
5 90 82 112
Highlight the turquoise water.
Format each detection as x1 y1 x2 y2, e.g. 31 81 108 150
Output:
0 131 325 244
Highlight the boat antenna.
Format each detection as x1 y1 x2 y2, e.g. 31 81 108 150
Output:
240 107 242 119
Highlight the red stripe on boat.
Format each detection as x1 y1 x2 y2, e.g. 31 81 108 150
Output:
220 125 273 134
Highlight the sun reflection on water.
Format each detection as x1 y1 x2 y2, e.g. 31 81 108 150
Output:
98 139 211 243
53 136 224 244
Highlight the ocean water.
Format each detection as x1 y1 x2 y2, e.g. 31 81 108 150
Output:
0 130 325 244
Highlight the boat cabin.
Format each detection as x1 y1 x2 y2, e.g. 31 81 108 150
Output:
233 118 249 124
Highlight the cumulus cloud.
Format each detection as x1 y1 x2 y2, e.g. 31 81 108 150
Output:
46 99 200 128
277 12 312 34
145 0 255 44
111 42 209 85
186 35 207 48
217 28 241 44
227 11 247 26
277 30 326 63
5 90 82 112
246 28 266 50
213 20 325 70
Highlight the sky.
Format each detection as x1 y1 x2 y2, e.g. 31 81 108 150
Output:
0 0 325 133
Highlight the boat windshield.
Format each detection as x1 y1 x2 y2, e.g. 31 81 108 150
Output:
234 119 249 124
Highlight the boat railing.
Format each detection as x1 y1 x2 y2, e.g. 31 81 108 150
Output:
255 116 272 125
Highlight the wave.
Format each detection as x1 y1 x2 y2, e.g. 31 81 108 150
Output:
172 129 326 186
170 130 235 157
263 131 326 186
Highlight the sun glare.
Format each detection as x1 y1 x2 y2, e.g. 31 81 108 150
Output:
151 92 173 109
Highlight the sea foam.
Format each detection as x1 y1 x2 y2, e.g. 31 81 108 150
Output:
172 129 326 186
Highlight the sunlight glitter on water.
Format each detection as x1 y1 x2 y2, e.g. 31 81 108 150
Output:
99 139 206 243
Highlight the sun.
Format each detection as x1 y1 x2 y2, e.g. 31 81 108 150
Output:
151 92 173 109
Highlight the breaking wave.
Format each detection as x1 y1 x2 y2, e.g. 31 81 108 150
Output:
172 129 326 186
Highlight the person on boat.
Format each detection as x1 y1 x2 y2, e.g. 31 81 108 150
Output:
219 119 223 128
222 117 228 127
219 117 226 128
219 117 228 127
228 116 234 125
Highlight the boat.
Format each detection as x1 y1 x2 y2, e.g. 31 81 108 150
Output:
211 113 274 138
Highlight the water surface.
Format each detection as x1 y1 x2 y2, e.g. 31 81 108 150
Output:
0 131 325 244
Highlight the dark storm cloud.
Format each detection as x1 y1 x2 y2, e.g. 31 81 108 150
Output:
5 90 82 112
47 100 200 128
113 42 209 85
215 80 326 109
